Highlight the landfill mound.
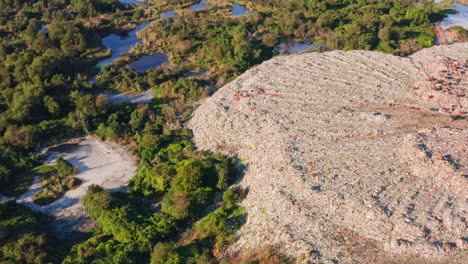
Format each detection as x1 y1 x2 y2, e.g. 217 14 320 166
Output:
189 43 468 263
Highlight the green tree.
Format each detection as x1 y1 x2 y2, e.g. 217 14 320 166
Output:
69 91 97 133
0 165 11 184
95 93 110 112
61 28 86 55
43 96 60 115
151 243 181 264
24 19 40 46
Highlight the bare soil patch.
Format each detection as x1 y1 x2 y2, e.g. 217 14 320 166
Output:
17 137 137 240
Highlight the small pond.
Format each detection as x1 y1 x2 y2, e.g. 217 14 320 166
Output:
438 2 468 29
191 0 210 11
119 0 148 7
129 53 169 72
232 4 252 17
161 10 176 19
97 22 150 68
41 24 48 34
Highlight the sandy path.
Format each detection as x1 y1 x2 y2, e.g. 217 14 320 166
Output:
106 90 153 104
17 138 137 239
16 176 43 210
189 43 468 262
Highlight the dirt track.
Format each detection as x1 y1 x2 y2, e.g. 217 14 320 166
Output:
189 43 468 263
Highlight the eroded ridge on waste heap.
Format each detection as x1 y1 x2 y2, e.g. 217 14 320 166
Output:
189 43 468 263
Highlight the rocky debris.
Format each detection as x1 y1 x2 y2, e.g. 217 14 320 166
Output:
189 43 468 263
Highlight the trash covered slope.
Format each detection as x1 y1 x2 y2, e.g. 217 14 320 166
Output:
189 43 468 263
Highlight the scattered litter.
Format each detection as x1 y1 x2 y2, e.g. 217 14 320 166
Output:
412 57 467 114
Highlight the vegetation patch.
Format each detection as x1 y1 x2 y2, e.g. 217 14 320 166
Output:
0 201 65 263
447 25 468 41
33 157 80 206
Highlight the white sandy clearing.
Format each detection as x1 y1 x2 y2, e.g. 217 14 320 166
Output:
17 137 137 239
106 90 153 104
189 43 468 263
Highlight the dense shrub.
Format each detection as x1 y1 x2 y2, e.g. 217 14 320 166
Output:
56 157 79 176
0 165 11 185
0 202 63 263
33 158 80 205
151 242 181 264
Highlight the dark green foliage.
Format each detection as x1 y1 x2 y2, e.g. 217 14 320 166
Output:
72 185 178 262
131 129 236 221
72 117 239 262
151 242 181 264
56 157 79 177
0 165 11 185
146 187 247 263
160 157 234 221
140 16 270 83
96 113 125 140
0 202 64 263
195 187 247 250
83 185 114 211
222 186 246 209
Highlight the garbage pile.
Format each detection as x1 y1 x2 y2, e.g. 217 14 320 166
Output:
189 43 468 263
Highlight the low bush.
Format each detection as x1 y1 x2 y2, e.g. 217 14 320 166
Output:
33 158 80 205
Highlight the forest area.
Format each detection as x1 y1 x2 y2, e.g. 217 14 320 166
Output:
0 0 454 263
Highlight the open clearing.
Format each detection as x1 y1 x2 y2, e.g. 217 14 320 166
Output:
16 137 137 239
189 43 468 263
